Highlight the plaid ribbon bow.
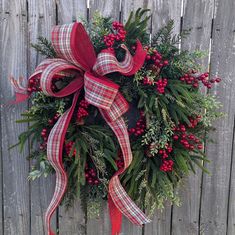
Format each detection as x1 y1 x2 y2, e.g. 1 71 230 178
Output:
11 22 151 235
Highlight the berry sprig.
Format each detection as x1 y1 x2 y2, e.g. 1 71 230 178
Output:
142 76 168 94
128 111 146 137
65 141 77 157
145 48 169 68
27 77 42 93
85 165 100 185
39 113 60 150
172 117 203 151
143 76 154 85
155 78 168 94
160 159 174 172
179 72 221 89
103 21 127 48
76 99 90 123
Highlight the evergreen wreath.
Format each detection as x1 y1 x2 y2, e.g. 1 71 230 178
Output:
10 9 223 234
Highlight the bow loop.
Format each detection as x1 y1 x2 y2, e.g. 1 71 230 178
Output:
93 40 146 76
52 23 96 71
40 58 83 97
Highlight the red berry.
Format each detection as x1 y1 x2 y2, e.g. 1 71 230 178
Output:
197 144 203 149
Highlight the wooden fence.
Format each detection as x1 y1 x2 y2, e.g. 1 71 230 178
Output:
0 0 234 234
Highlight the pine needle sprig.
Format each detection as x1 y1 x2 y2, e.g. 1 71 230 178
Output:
31 36 56 58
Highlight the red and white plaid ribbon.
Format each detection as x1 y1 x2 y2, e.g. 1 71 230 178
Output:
11 22 150 235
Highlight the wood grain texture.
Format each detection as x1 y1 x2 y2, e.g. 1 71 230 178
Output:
151 0 182 35
1 0 30 235
27 1 57 234
200 0 235 234
87 202 111 235
144 208 172 235
121 0 152 23
171 1 214 235
56 0 87 24
0 1 3 233
89 0 121 21
56 1 87 234
227 126 235 235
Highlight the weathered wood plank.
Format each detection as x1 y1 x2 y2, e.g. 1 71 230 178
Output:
200 0 235 234
171 1 214 235
0 1 4 233
57 0 87 24
227 126 235 235
144 1 181 234
27 1 57 234
144 208 172 235
56 1 87 234
89 0 121 21
121 0 152 23
151 0 182 35
1 0 30 234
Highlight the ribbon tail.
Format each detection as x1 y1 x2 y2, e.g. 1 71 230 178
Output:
45 91 80 235
100 112 151 232
109 195 122 235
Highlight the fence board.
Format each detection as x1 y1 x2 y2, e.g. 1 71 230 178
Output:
171 1 214 235
144 1 181 234
89 0 120 21
228 128 235 234
1 1 30 235
27 1 57 234
57 0 87 24
151 0 182 35
0 1 3 234
56 1 87 234
200 0 235 234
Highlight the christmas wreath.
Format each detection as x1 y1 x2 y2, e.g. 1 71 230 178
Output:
10 9 223 235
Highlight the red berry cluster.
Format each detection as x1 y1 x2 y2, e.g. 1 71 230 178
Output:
172 119 203 150
145 49 169 68
27 77 41 93
128 111 146 137
143 76 154 85
77 99 89 122
85 166 100 185
160 159 174 172
65 141 76 156
158 144 174 172
103 21 126 47
39 113 60 150
48 113 60 126
158 146 173 159
179 72 221 89
40 128 48 150
155 78 168 94
116 158 124 170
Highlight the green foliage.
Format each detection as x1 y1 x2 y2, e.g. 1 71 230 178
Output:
31 36 56 58
124 8 151 47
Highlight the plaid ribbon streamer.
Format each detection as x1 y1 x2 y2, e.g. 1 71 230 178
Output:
11 22 150 235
